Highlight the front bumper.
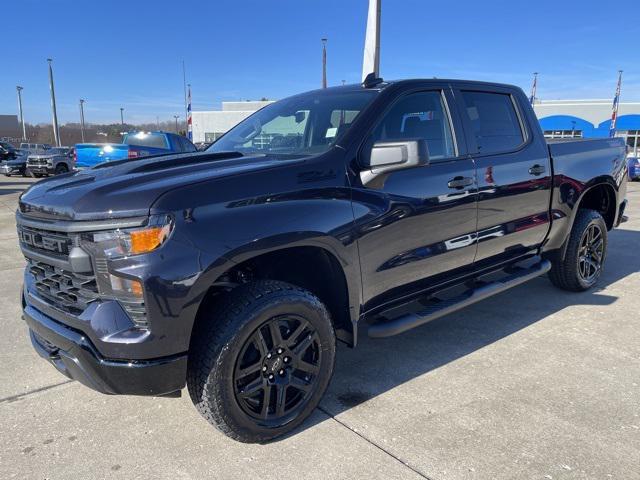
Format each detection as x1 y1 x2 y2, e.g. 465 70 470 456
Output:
27 165 53 175
23 300 187 396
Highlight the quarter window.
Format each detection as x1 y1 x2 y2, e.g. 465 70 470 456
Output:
369 91 455 160
460 91 525 154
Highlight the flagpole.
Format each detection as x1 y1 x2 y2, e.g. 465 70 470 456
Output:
182 60 188 134
187 84 192 141
529 72 538 106
609 70 623 138
362 0 381 82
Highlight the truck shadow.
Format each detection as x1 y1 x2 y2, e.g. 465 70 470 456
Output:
292 227 640 439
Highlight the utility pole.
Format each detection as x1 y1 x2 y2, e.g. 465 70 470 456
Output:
47 58 61 146
173 115 179 133
16 86 26 141
120 107 125 127
79 99 86 143
321 38 328 88
362 0 381 82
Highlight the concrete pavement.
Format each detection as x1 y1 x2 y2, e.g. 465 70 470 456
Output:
1 175 638 479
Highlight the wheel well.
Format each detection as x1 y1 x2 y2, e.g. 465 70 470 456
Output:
193 246 353 347
578 183 616 230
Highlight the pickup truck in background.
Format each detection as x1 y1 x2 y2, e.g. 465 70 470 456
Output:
75 131 196 168
26 147 75 177
17 78 627 443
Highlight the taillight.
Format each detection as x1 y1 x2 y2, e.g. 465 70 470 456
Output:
73 150 77 163
128 150 139 159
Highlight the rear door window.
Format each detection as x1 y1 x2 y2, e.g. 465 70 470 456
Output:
460 91 524 154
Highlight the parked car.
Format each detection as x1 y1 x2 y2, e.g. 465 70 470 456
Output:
0 141 18 160
194 141 212 151
75 131 197 168
628 157 640 181
1 149 30 176
26 147 75 177
17 79 628 443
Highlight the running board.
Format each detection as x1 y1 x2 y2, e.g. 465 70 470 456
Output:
368 260 551 338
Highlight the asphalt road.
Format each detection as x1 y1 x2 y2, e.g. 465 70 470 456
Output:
1 175 638 480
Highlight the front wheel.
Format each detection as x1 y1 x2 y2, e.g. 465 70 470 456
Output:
187 280 336 443
549 209 608 291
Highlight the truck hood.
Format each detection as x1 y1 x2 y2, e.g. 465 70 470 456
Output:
19 151 302 221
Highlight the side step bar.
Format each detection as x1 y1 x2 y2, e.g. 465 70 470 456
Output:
368 260 551 338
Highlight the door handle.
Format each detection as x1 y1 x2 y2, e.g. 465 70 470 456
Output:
447 176 474 189
528 164 546 176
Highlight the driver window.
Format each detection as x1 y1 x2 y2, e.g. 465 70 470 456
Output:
371 91 455 160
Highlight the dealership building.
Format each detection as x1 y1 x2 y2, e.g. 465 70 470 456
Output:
533 99 640 156
191 97 640 157
191 100 273 144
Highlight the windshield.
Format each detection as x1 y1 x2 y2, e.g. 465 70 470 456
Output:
207 90 377 156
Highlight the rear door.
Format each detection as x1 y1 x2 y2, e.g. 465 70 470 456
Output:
354 85 478 308
454 85 552 265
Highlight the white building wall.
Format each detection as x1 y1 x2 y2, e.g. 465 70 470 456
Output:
191 100 274 143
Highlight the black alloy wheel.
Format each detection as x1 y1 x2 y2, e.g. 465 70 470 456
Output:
233 315 321 425
577 223 604 283
187 280 336 443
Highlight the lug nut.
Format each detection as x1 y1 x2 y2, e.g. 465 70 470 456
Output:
283 357 290 363
262 366 267 372
277 348 283 354
268 374 274 380
266 353 272 359
279 369 285 376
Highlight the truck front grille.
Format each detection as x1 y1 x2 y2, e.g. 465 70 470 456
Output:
28 259 99 314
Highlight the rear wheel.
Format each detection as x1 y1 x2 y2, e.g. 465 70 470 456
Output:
549 209 607 291
187 280 336 443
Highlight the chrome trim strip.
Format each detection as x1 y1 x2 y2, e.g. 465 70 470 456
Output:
16 212 148 233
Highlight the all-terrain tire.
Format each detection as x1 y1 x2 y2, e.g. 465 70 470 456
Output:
187 280 336 443
549 209 607 292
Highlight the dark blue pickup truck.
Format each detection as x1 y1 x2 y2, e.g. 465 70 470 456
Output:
17 78 627 443
75 131 196 168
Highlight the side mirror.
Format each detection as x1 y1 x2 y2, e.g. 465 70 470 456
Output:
361 139 429 186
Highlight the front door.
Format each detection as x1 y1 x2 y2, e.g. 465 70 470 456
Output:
353 87 478 309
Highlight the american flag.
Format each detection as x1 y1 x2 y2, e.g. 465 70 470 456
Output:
609 70 623 138
187 85 193 141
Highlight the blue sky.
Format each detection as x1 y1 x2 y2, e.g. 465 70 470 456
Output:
1 0 638 124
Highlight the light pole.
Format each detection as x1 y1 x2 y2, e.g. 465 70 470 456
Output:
79 99 86 143
47 58 61 146
321 38 328 88
120 107 125 127
16 86 26 141
173 115 179 133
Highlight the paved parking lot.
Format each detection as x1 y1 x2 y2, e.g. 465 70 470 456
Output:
1 174 638 480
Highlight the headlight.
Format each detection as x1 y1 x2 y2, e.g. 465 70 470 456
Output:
81 215 173 260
